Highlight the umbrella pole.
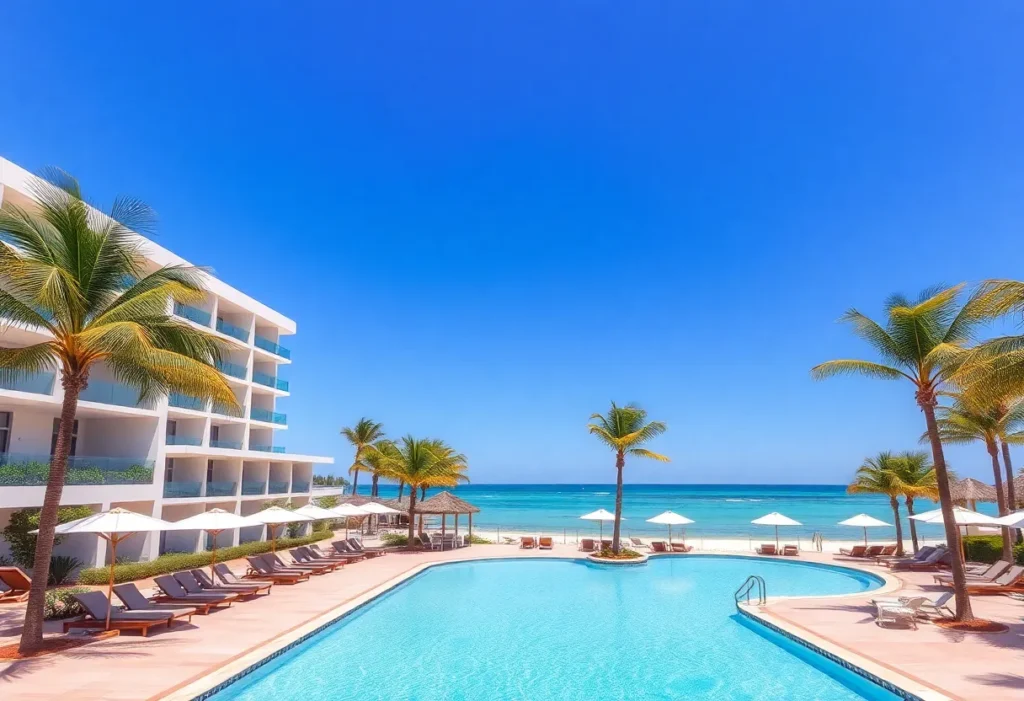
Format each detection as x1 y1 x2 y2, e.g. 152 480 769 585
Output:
864 527 867 546
775 525 779 551
668 524 672 547
106 533 130 632
210 529 221 578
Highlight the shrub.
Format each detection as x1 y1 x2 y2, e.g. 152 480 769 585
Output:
313 495 340 509
65 467 104 485
468 534 493 545
76 531 334 585
44 587 90 620
381 533 410 547
48 555 84 585
962 535 1024 566
595 548 643 560
0 461 50 486
122 464 154 483
1 505 95 569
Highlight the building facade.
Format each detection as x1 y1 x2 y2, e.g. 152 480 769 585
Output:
0 157 333 567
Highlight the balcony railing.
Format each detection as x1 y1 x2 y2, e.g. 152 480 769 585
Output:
251 370 275 388
292 480 310 493
166 435 202 446
250 407 287 425
173 302 212 327
241 480 266 495
80 379 147 408
0 371 56 395
254 335 291 359
268 480 290 494
250 444 286 454
205 481 237 497
216 360 247 380
213 401 245 418
163 481 202 498
210 439 243 450
169 393 206 411
217 318 250 342
0 454 155 487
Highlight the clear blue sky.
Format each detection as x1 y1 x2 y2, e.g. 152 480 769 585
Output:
3 3 1023 484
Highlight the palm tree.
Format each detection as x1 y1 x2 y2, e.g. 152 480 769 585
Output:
587 402 669 554
932 399 1023 561
848 453 908 556
340 418 384 495
812 285 991 621
890 451 938 553
0 170 237 653
360 439 394 498
375 437 467 547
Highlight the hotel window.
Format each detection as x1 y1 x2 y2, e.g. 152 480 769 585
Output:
166 420 177 439
50 418 78 457
0 411 11 453
207 460 214 483
166 458 174 482
210 425 220 443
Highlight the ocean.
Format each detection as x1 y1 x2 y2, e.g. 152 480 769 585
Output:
350 483 998 541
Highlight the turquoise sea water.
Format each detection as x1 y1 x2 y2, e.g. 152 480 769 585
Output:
212 557 892 701
359 483 997 541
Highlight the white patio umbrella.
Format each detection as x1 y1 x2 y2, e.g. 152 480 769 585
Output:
329 503 370 538
837 514 891 546
994 510 1024 528
34 507 174 631
751 512 802 550
580 509 619 542
354 501 403 536
910 506 1002 561
646 511 695 546
166 508 261 578
248 506 313 552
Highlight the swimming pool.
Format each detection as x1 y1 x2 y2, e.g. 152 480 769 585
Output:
209 556 897 700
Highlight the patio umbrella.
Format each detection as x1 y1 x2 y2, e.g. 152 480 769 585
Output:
248 506 313 552
751 512 802 550
994 510 1024 528
34 507 174 631
646 511 694 546
329 503 370 538
354 501 403 536
837 514 891 546
580 509 619 542
909 506 1002 561
167 508 261 578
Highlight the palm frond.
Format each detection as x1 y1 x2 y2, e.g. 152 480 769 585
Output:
810 360 910 382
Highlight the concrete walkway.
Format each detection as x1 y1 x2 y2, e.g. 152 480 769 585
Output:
0 542 1020 700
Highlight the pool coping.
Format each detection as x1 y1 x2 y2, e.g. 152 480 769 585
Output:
164 553 935 701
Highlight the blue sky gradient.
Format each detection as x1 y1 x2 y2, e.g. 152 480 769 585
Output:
3 3 1023 483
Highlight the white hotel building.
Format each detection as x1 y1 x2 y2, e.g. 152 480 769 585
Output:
0 157 334 567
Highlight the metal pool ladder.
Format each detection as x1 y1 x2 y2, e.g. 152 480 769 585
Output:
734 575 766 608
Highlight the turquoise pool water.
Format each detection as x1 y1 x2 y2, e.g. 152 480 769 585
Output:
210 557 896 701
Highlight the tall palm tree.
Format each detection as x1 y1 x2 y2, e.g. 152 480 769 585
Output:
932 399 1023 561
375 436 467 547
890 451 938 553
587 402 669 554
340 418 384 495
812 285 991 621
0 170 237 653
360 439 393 498
848 453 908 556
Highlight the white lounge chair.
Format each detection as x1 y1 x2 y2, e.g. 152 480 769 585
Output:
875 602 918 629
871 592 954 619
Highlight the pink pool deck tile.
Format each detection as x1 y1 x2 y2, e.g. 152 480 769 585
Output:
1 543 1021 700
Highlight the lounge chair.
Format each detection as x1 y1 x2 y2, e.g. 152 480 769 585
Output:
629 537 650 550
838 545 866 558
190 568 271 596
650 541 668 553
419 532 443 551
954 566 1024 594
288 548 343 571
246 555 311 582
878 545 936 565
756 544 777 555
64 591 180 636
782 545 799 557
0 567 31 603
538 536 553 550
520 536 536 549
113 582 207 617
579 538 597 552
933 560 1010 585
876 544 897 557
329 541 369 560
346 538 387 556
217 561 305 586
266 552 334 574
871 592 954 620
885 549 950 571
295 545 350 565
154 575 238 607
174 570 262 599
875 602 918 629
671 543 693 553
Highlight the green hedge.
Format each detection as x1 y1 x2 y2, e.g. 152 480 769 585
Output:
77 531 334 585
44 587 90 620
962 535 1024 565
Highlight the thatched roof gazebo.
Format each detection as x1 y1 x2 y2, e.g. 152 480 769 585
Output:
415 491 481 547
948 477 997 510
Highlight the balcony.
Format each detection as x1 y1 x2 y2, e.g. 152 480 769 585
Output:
80 379 146 408
0 454 155 487
166 435 202 446
252 371 289 392
254 335 291 359
205 481 237 497
213 401 245 418
250 407 287 425
292 480 310 493
169 393 206 411
216 360 247 380
268 480 290 494
0 371 56 395
250 444 286 454
163 481 202 498
173 302 212 327
216 318 249 343
210 439 243 450
241 480 266 495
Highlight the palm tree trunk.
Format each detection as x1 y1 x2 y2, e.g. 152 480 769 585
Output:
421 485 426 500
371 474 379 497
351 468 359 495
1001 440 1021 545
890 496 904 557
611 451 625 555
406 486 418 548
19 375 85 653
905 497 919 553
987 439 1013 562
920 397 974 621
397 480 405 499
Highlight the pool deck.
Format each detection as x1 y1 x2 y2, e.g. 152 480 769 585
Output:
0 539 1020 700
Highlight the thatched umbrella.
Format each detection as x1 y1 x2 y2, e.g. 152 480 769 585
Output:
1013 474 1024 509
415 491 481 548
948 477 998 510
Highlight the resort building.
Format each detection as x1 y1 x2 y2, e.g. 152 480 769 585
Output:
0 157 333 567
